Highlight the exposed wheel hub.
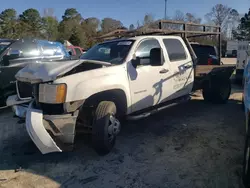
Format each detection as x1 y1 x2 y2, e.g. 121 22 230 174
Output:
108 115 121 136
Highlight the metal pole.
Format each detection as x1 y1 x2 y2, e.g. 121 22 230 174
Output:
164 0 167 20
218 26 221 64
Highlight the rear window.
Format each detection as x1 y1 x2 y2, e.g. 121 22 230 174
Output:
10 41 40 57
163 39 187 62
191 44 216 57
39 41 67 57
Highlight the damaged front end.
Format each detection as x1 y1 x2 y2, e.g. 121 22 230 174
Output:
12 81 84 154
26 100 80 154
9 59 104 154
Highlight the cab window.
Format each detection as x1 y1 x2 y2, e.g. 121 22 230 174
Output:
163 39 187 62
135 39 161 65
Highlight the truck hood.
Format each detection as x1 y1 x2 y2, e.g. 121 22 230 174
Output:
15 59 111 83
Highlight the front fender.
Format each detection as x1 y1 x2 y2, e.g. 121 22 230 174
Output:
55 72 132 114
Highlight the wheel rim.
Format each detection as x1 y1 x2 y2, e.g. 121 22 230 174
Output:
107 114 120 142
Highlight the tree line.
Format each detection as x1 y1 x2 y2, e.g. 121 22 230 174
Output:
0 4 247 49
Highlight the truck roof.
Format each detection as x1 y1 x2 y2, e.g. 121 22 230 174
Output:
101 35 184 44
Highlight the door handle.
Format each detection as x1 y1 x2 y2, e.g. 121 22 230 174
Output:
159 69 169 74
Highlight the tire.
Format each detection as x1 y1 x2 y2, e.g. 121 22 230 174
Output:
0 99 6 108
202 87 213 102
202 79 231 104
92 101 120 155
243 115 250 187
0 92 7 108
235 77 243 85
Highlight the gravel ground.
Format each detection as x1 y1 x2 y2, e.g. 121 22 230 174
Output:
0 85 246 188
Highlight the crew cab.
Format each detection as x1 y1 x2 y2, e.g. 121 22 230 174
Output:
7 21 235 155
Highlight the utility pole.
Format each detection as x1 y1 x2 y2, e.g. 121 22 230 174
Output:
164 0 167 20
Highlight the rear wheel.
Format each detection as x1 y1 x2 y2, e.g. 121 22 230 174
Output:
92 101 121 155
202 79 231 104
243 115 250 187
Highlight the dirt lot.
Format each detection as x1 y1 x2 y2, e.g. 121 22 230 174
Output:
0 85 246 188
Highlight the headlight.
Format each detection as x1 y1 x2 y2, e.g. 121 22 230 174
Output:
39 83 67 104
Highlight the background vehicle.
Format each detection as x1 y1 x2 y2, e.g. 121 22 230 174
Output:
236 41 250 84
190 43 220 65
242 59 250 187
225 40 238 57
0 38 71 107
64 40 85 59
8 20 235 156
66 45 85 59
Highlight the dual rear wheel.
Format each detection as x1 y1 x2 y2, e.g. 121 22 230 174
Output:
202 79 231 104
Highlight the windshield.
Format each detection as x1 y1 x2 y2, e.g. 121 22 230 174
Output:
0 41 12 54
80 40 134 65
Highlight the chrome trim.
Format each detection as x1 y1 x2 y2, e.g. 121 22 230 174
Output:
16 81 32 100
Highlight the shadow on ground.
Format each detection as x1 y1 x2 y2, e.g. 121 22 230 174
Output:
0 95 246 188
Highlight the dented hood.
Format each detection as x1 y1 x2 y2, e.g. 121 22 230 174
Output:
15 59 111 83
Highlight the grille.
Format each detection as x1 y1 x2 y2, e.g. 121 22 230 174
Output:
16 81 33 99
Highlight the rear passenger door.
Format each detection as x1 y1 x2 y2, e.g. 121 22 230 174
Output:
162 38 194 98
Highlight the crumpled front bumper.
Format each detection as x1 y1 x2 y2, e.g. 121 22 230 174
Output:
26 101 62 154
25 101 78 154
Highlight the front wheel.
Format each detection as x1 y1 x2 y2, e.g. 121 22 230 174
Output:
92 101 121 155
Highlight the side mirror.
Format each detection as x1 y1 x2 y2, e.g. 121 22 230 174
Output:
150 48 164 66
131 55 141 68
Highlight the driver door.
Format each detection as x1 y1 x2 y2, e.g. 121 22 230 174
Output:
128 38 174 113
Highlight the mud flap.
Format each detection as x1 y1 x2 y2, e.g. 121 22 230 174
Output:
26 101 62 154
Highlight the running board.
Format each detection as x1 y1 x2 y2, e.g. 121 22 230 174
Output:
127 95 191 121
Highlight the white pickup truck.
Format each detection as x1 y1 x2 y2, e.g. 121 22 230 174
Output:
7 23 235 155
